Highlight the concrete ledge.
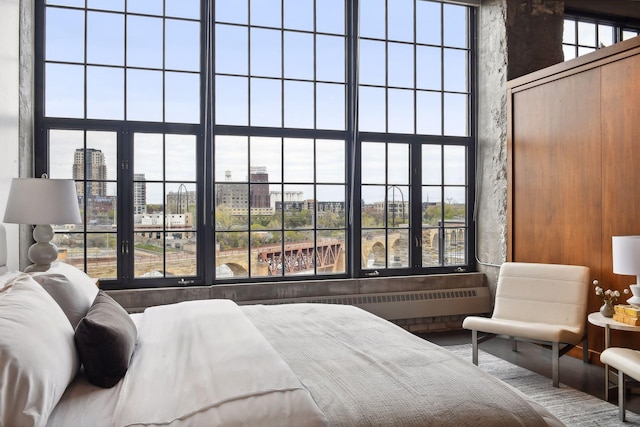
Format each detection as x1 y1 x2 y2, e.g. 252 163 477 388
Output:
109 272 486 313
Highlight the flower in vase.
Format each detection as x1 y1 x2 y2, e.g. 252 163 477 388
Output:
594 279 629 303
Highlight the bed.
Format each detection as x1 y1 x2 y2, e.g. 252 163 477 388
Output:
0 224 564 427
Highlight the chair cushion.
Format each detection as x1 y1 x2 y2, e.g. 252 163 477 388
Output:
462 316 584 344
493 262 590 333
600 348 640 382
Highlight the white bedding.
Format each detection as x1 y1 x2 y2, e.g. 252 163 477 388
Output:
48 300 326 427
47 299 563 427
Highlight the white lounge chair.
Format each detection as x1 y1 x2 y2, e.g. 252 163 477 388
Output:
463 262 590 387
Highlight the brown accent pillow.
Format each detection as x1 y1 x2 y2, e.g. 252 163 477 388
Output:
75 290 137 388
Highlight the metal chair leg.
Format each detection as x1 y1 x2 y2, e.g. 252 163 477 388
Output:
471 329 478 365
552 342 559 387
619 371 627 422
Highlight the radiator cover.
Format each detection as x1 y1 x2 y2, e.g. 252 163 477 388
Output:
239 287 492 320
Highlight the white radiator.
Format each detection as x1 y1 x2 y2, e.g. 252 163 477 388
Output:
239 287 491 320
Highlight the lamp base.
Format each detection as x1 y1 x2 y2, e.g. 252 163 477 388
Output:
25 224 59 272
627 284 640 307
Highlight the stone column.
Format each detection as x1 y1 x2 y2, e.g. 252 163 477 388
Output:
476 0 564 293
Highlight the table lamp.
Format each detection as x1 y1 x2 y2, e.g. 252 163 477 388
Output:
612 235 640 306
3 176 81 272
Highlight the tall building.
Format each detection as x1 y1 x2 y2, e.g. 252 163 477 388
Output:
133 174 147 214
215 168 273 216
73 148 107 197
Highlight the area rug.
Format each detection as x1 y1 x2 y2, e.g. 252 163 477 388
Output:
447 344 640 426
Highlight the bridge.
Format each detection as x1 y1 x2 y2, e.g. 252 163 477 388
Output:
217 239 344 276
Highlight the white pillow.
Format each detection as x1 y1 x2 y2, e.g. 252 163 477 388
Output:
0 270 21 289
31 273 92 328
0 273 79 427
30 262 99 325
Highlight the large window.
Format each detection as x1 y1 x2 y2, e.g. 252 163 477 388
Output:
36 0 476 288
563 13 640 61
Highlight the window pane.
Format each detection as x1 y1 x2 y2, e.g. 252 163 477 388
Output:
165 0 200 19
215 136 248 182
388 143 409 185
87 66 124 120
87 12 124 66
444 145 465 185
387 89 414 134
317 230 345 274
252 232 281 277
46 8 84 62
362 185 386 229
166 19 200 72
578 46 596 56
216 25 248 75
127 16 163 69
443 93 467 136
251 28 282 78
359 40 386 86
417 91 442 135
46 63 84 118
284 0 313 31
563 19 576 44
358 86 385 132
563 45 576 61
166 135 197 181
317 35 345 83
361 142 385 184
316 140 345 183
417 0 441 45
316 0 344 35
217 232 249 278
388 42 414 88
422 144 442 185
284 81 314 129
216 76 248 125
128 0 163 16
598 24 614 47
283 138 314 182
86 182 117 231
443 4 467 48
578 21 596 47
388 0 413 42
359 0 385 39
251 0 281 28
87 0 123 11
250 137 282 182
50 130 84 180
417 46 441 90
216 0 248 24
444 227 465 266
284 31 313 80
127 70 163 122
387 185 409 229
134 133 164 181
444 49 467 92
165 72 200 124
250 78 282 127
388 229 409 268
316 83 345 130
84 233 117 279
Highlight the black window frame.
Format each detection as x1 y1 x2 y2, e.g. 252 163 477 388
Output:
34 0 477 289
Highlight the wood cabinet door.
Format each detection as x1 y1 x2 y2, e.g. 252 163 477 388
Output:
601 54 640 312
510 68 602 274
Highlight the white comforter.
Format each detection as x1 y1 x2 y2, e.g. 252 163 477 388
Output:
48 300 327 427
48 300 563 427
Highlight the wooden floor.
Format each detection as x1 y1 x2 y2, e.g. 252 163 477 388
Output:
420 330 640 416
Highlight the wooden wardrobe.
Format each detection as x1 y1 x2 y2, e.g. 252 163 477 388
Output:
507 36 640 357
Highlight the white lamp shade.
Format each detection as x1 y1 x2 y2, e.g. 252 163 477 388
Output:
612 235 640 276
3 178 81 225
